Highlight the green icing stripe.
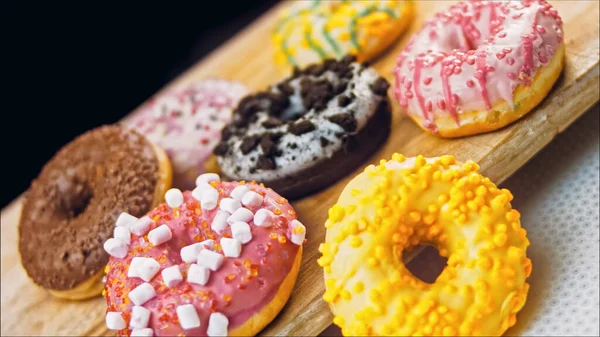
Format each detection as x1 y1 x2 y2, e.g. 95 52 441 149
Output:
305 31 327 59
275 0 323 66
350 6 400 50
282 37 297 67
322 26 342 57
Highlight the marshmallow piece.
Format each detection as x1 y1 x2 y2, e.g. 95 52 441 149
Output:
290 220 306 245
129 282 156 306
231 221 252 244
201 187 219 210
253 209 275 227
220 238 242 258
131 328 154 337
230 185 249 201
227 208 254 225
196 173 220 186
104 238 128 258
128 257 145 278
219 198 241 214
211 210 231 233
180 240 214 264
242 191 263 209
131 216 155 236
161 265 183 288
176 304 201 329
191 184 206 201
148 224 172 246
187 263 210 286
207 312 229 337
136 257 161 282
197 249 224 271
116 212 138 228
106 312 126 330
165 188 184 208
114 226 131 244
130 305 151 329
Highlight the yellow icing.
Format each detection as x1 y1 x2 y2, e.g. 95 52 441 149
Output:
320 154 531 336
272 0 413 69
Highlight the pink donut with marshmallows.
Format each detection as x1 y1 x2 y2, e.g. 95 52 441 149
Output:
102 174 305 337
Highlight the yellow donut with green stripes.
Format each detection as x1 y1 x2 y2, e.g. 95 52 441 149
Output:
272 0 413 71
319 154 531 336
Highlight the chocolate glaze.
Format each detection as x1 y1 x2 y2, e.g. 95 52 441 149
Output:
18 125 160 291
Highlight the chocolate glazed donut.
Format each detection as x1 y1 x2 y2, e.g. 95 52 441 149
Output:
214 56 391 199
18 125 172 300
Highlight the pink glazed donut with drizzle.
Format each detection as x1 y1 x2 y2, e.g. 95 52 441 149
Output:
393 0 565 137
102 173 305 337
126 80 249 190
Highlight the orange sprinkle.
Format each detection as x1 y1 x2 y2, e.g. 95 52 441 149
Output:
278 235 287 244
274 208 282 215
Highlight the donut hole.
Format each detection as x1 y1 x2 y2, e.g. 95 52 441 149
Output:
403 244 448 284
60 181 93 219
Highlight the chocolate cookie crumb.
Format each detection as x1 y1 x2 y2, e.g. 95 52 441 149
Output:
260 134 277 156
341 55 357 65
289 120 316 135
240 135 260 154
256 155 276 170
338 95 352 107
320 137 330 147
213 142 229 156
300 78 334 112
263 118 284 129
370 77 390 96
328 114 357 132
276 81 294 96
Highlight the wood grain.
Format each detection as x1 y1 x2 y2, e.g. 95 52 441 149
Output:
1 1 598 336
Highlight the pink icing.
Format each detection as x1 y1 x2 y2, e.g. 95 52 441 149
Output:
104 182 302 337
126 80 249 189
393 0 564 132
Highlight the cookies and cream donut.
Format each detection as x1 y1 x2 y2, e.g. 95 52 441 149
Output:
319 154 531 336
393 0 565 137
127 79 249 190
272 0 413 71
214 56 392 199
18 125 172 300
103 174 305 336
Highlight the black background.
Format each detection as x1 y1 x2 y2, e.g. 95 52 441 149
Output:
2 1 278 207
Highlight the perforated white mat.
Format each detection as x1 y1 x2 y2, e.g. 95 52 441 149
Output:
320 106 600 336
503 107 599 336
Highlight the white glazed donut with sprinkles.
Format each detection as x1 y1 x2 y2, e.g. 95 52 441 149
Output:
126 79 249 190
102 174 305 337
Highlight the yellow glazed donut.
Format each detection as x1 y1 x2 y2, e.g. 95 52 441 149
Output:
272 0 413 72
319 154 531 336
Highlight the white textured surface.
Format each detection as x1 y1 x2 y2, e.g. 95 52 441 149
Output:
504 108 599 336
320 107 599 336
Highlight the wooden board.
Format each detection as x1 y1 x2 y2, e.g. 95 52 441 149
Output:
1 1 598 336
